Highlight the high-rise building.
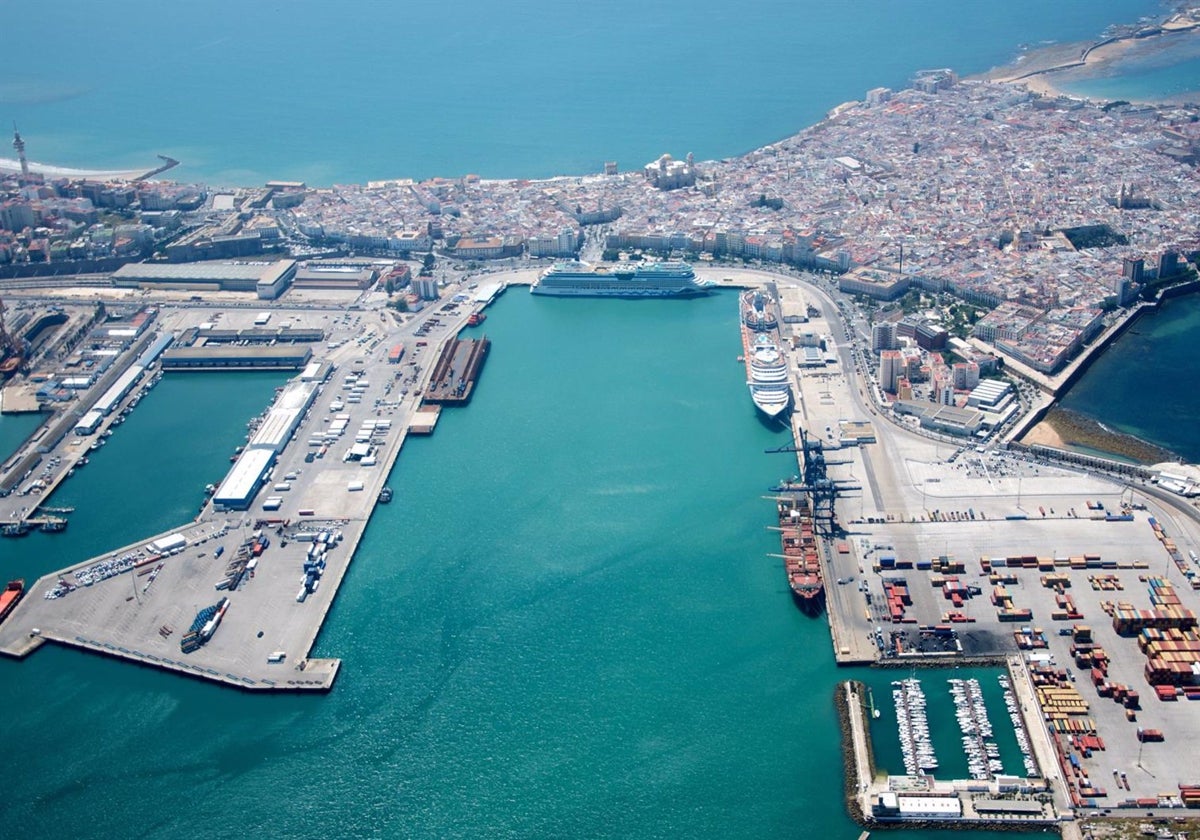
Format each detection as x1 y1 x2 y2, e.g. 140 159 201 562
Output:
879 349 902 394
413 275 439 300
952 362 980 390
1122 256 1144 284
871 321 897 353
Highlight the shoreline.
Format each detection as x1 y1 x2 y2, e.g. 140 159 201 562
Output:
977 10 1200 102
1031 407 1176 466
0 155 177 182
1017 279 1200 467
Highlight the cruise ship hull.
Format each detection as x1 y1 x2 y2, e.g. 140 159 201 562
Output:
530 285 709 299
531 260 711 298
751 391 791 420
741 310 792 421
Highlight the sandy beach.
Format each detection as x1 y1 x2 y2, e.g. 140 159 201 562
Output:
1023 407 1176 465
975 11 1200 102
1020 420 1067 450
0 157 162 181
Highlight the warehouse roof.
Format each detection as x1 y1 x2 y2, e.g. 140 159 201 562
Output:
113 259 295 283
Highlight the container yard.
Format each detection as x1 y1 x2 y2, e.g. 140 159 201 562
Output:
767 273 1200 825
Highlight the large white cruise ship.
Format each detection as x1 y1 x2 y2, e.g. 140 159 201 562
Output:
747 334 791 419
530 260 712 297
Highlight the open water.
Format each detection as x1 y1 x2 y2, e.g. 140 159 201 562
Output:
1 0 1164 185
0 292 1021 839
1060 294 1200 464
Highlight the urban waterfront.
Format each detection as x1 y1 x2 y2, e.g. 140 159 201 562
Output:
1060 292 1200 464
1056 30 1200 103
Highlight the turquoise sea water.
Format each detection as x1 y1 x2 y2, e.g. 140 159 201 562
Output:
1 371 289 572
1 2 1191 836
0 292 1017 839
0 410 42 469
1060 294 1200 463
1 0 1163 185
1057 30 1200 102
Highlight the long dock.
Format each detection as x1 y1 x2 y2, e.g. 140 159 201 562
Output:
424 336 490 404
0 301 487 690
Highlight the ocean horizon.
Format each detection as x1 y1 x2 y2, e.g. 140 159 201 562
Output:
0 0 1166 187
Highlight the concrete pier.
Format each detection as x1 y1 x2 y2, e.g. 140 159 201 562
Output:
0 296 487 690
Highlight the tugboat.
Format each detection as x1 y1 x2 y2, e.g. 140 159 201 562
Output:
1 521 31 538
40 517 67 533
467 311 487 326
0 579 24 623
378 487 394 504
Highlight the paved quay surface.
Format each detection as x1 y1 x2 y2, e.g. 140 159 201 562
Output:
729 267 1200 827
0 282 492 690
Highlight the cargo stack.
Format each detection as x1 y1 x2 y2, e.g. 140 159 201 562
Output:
992 584 1032 622
1013 626 1046 648
940 576 969 608
930 555 963 574
1088 574 1123 591
179 597 230 654
1040 572 1071 590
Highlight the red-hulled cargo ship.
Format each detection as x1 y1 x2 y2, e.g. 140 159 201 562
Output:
779 497 825 614
0 579 25 623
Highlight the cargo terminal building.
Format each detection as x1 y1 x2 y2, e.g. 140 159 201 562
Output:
111 259 297 299
212 379 321 510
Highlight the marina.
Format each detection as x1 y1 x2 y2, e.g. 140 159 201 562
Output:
948 677 1001 780
892 677 938 775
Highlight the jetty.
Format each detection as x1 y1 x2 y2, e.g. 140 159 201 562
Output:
0 297 494 691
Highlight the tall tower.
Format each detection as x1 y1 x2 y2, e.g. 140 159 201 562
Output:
12 124 29 179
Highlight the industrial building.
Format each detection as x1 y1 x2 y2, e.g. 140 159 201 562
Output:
160 345 312 370
74 409 104 435
193 327 324 345
111 260 297 299
872 792 962 820
290 259 382 291
136 332 176 367
246 380 320 455
893 400 986 437
212 448 276 511
92 365 145 415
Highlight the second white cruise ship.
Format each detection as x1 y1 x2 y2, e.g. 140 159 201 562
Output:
531 260 712 298
747 334 791 419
